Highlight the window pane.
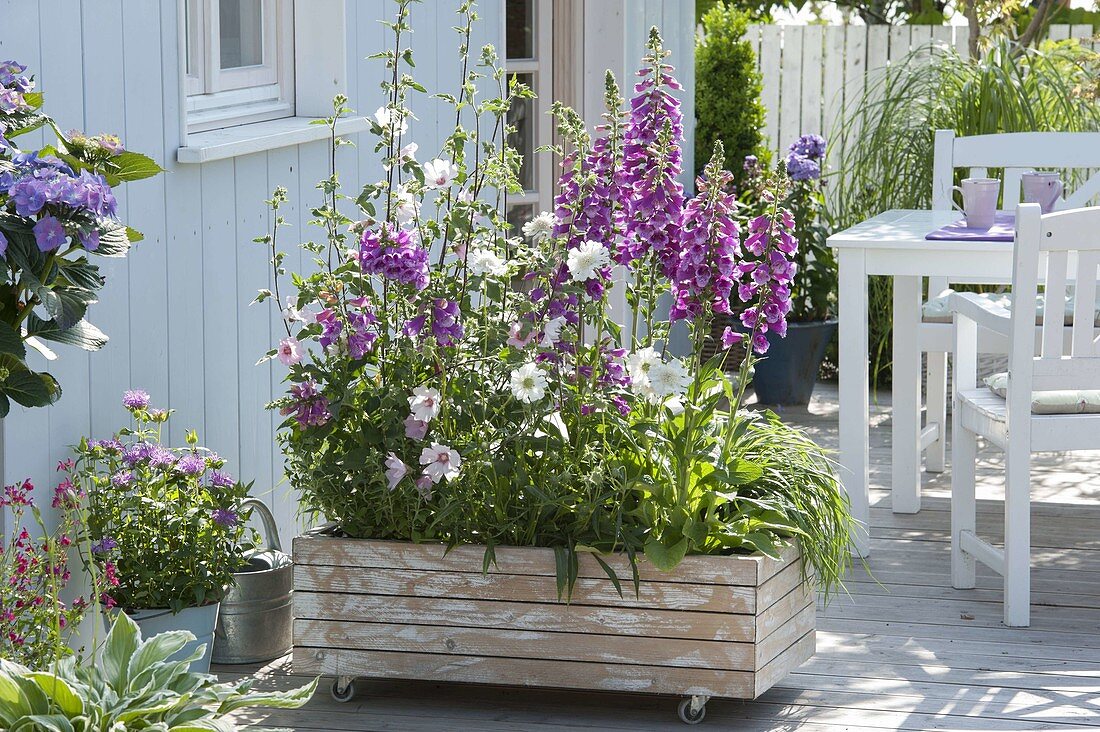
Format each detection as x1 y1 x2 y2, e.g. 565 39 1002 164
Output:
506 0 534 59
220 0 264 69
507 73 534 192
507 204 535 238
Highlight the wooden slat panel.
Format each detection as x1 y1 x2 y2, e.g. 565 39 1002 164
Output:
754 631 815 697
800 25 823 136
293 536 784 587
756 603 815 668
757 559 806 610
294 564 757 613
293 646 756 698
756 582 814 641
759 25 783 156
294 591 758 642
294 619 757 671
778 25 804 151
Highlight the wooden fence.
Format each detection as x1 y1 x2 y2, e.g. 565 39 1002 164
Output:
742 23 1100 161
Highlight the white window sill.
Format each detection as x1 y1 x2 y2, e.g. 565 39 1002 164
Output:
177 116 371 164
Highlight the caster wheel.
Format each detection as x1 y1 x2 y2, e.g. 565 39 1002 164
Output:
677 698 706 725
330 678 356 703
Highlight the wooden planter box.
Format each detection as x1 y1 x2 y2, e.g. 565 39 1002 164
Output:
292 534 814 713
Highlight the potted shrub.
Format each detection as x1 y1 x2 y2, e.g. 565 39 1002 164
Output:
257 3 852 724
737 137 836 406
69 389 256 673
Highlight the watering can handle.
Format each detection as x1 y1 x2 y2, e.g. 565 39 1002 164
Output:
240 498 282 553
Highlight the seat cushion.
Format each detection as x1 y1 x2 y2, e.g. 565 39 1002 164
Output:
921 289 1099 326
984 372 1100 414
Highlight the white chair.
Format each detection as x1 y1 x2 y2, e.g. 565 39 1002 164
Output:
898 132 1100 515
950 204 1100 627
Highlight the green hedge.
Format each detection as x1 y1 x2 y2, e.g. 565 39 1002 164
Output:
695 3 769 190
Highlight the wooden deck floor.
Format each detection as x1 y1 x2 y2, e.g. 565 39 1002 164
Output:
220 383 1100 730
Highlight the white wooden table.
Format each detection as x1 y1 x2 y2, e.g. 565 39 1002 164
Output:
827 209 1018 556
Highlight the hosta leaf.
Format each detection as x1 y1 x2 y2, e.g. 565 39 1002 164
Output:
643 536 689 572
102 612 141 692
214 677 318 715
26 673 83 717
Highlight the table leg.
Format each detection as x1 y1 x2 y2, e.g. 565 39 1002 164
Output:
891 275 923 514
838 249 870 556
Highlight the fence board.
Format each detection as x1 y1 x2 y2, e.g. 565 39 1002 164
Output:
749 24 1085 161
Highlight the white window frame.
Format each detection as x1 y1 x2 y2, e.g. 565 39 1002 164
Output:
504 0 553 220
183 0 295 133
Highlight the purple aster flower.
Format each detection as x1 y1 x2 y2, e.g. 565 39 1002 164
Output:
211 508 239 528
122 389 151 410
91 537 118 554
359 223 430 290
148 447 176 467
122 443 154 466
33 215 67 252
210 470 235 488
177 454 206 476
111 470 134 486
431 299 463 348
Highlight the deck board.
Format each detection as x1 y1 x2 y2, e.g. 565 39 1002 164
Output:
222 382 1100 730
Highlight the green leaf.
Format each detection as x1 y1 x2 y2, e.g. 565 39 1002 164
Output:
26 673 83 717
0 392 9 418
643 536 689 572
127 630 192 684
13 714 74 732
0 321 26 360
57 257 106 291
26 314 108 351
93 220 132 257
214 677 318 715
102 612 142 691
105 150 164 184
724 458 764 486
3 369 59 408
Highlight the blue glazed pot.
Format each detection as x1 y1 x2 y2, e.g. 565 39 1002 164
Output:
751 320 837 406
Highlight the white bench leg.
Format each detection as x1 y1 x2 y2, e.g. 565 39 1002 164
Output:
925 351 948 473
1003 449 1031 627
892 275 923 513
950 422 977 590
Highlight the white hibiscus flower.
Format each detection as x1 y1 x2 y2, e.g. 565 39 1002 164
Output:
510 362 548 403
423 158 458 189
408 385 442 423
419 442 462 483
373 106 408 136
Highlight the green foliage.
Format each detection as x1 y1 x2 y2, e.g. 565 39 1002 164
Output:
0 612 316 731
69 397 257 613
830 37 1100 383
695 3 770 189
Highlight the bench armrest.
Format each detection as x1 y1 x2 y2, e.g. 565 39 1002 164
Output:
948 292 1011 337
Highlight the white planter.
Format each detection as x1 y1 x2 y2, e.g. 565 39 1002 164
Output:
127 604 221 673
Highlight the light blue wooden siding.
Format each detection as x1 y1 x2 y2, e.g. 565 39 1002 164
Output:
0 0 692 540
625 0 696 192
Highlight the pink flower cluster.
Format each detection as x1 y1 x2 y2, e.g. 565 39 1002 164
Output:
735 212 798 353
282 379 331 428
620 48 684 272
669 169 741 322
359 223 430 291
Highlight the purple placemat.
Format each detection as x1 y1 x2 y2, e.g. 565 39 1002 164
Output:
925 212 1015 241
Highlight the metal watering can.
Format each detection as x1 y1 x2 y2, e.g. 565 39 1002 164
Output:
212 498 293 665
